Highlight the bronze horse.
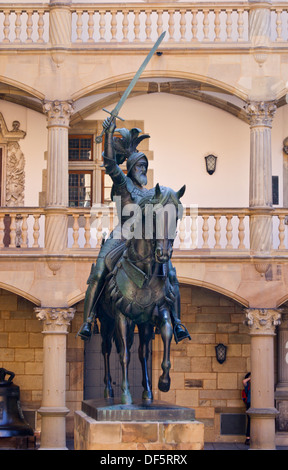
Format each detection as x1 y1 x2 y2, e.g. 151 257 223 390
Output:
95 183 187 405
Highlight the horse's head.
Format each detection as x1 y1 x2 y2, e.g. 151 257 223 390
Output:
139 183 186 264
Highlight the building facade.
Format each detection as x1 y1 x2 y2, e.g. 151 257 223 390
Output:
0 0 288 450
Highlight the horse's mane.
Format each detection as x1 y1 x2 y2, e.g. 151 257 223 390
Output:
138 184 184 216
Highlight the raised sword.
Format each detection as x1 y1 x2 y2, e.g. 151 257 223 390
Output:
95 31 166 144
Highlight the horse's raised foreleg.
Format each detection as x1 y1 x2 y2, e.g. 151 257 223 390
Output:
115 311 134 405
158 308 173 393
138 322 153 404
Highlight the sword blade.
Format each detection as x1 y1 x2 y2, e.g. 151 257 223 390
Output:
95 31 166 143
112 31 166 116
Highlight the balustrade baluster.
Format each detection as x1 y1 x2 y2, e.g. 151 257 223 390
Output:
0 215 5 248
214 215 221 248
157 9 163 37
180 9 186 41
111 10 117 42
37 11 45 43
72 214 79 248
168 9 175 42
278 214 286 250
32 214 40 248
190 213 198 250
15 11 22 43
97 212 103 247
202 215 209 248
9 214 16 248
237 8 244 42
76 10 83 42
238 215 245 249
134 10 140 41
26 11 33 43
214 9 221 42
276 9 282 41
122 10 129 42
145 10 152 42
84 214 91 248
21 215 28 248
226 9 232 41
179 216 186 249
87 11 94 42
99 10 105 42
3 10 10 43
225 215 233 249
191 9 198 42
203 9 209 41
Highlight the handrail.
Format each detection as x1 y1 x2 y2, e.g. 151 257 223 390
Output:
0 2 287 49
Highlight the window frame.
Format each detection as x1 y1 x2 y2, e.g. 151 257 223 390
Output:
68 169 93 208
68 134 93 162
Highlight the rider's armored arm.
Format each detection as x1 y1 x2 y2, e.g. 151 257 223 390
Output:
103 123 127 188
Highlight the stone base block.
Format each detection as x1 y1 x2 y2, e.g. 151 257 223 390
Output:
74 401 204 451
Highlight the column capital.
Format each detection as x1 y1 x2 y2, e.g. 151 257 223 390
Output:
246 101 277 128
43 100 74 127
35 307 75 333
244 308 281 335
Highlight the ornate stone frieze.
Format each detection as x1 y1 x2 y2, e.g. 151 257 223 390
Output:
6 141 25 206
245 308 281 335
246 101 277 128
43 100 74 128
35 307 75 333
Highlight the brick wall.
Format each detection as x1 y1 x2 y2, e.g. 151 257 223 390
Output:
0 285 250 442
152 285 250 442
0 289 43 431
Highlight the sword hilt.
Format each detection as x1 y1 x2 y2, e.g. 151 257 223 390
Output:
95 108 125 144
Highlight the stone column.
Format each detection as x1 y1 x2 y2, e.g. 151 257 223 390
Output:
246 101 276 271
36 307 75 450
43 100 74 253
275 313 288 444
245 308 281 449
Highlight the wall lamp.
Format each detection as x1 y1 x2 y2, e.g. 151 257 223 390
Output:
215 343 227 364
205 154 217 175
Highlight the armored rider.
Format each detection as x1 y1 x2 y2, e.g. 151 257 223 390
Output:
77 117 190 343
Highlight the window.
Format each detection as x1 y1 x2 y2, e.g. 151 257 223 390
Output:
69 170 92 207
69 135 93 161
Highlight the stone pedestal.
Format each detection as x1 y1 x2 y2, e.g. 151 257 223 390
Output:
74 400 204 450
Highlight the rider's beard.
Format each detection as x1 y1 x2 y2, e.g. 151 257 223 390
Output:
133 172 147 187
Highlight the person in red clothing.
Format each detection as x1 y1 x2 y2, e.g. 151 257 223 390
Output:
242 372 251 445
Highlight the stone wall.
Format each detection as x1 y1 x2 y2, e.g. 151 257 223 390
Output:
0 286 251 442
152 285 250 442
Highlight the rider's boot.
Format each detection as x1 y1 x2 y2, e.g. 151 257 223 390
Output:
77 280 100 340
173 318 191 344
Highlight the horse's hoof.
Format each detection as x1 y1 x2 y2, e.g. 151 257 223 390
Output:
121 392 133 405
142 390 153 404
158 376 171 392
104 387 114 400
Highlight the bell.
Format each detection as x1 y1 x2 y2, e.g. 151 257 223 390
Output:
0 368 34 438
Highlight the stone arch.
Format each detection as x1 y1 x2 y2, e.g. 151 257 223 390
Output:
0 281 40 306
178 277 249 308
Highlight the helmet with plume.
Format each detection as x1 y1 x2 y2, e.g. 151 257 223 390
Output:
113 127 150 175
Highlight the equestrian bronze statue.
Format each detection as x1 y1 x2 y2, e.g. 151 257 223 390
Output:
77 118 190 404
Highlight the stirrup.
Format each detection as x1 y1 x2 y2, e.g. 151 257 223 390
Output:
76 321 92 340
173 323 191 344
